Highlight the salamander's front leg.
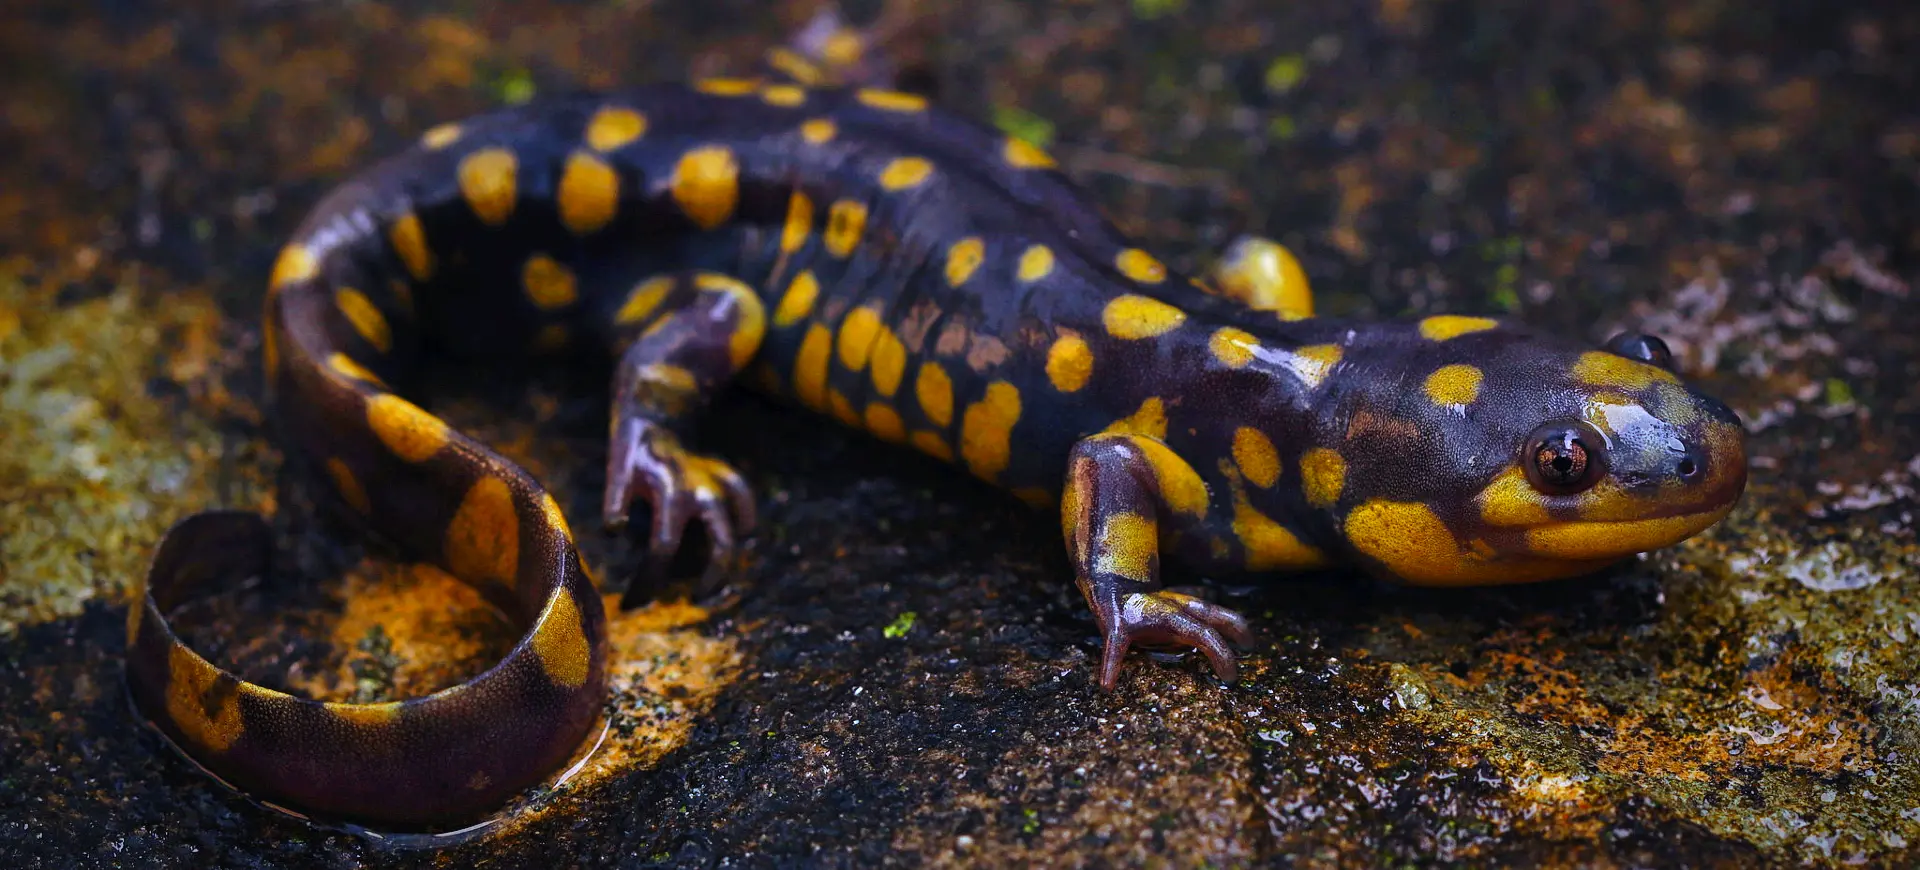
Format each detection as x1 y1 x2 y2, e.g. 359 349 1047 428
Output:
605 273 765 601
1062 434 1254 689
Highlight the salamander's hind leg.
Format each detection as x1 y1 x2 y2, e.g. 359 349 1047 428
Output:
602 272 766 602
1062 434 1255 690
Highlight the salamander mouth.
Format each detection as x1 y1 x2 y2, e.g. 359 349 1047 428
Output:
1522 501 1738 561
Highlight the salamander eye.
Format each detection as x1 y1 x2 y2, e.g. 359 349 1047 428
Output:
1603 332 1675 371
1523 421 1608 495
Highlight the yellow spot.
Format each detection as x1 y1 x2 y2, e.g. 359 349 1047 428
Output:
794 323 833 410
857 89 928 112
1102 294 1186 339
945 238 984 287
1003 137 1056 169
910 431 954 461
916 362 954 427
1418 315 1498 341
586 106 647 151
766 47 822 85
458 148 519 226
1287 344 1342 389
1233 493 1329 571
327 701 402 728
1232 428 1280 488
672 146 740 230
420 123 461 150
781 191 813 253
695 77 760 96
695 273 766 370
1526 506 1735 561
1094 512 1156 582
326 352 384 387
1215 237 1313 319
822 30 864 67
1209 327 1258 368
531 591 591 688
760 84 807 107
1572 350 1679 389
864 403 906 443
1134 437 1209 518
1115 248 1167 284
825 199 867 257
1045 333 1093 393
774 271 819 327
827 388 861 427
270 245 317 290
960 381 1022 481
1017 245 1054 282
1104 397 1167 441
616 275 675 326
521 254 578 310
325 458 371 514
1478 467 1552 527
389 212 433 281
880 157 935 190
1300 448 1346 507
365 394 450 463
166 645 245 753
837 305 883 371
539 491 572 542
334 287 392 352
446 475 519 586
800 118 836 144
1345 500 1593 586
557 152 619 234
1424 364 1484 406
870 327 907 397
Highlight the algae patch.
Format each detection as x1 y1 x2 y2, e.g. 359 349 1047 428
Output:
0 263 263 635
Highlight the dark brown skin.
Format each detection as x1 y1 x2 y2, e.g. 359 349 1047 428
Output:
125 31 1747 831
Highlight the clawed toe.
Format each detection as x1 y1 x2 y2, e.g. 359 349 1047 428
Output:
1096 591 1255 690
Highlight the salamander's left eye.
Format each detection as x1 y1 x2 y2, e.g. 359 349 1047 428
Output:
1603 332 1674 371
1524 421 1608 495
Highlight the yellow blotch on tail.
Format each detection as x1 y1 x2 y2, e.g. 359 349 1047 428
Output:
837 305 883 371
324 458 371 514
864 403 907 443
1103 294 1186 339
671 146 740 230
794 324 834 411
458 148 519 226
945 238 985 287
774 271 820 327
857 89 928 112
420 123 461 150
781 192 813 254
558 152 620 234
521 254 578 310
760 84 807 107
326 352 383 387
270 244 317 291
825 199 867 257
800 118 836 144
327 701 402 728
586 106 647 151
910 430 954 462
334 287 392 353
532 590 591 688
1003 137 1057 169
366 394 450 463
960 381 1022 482
695 77 760 96
870 328 908 397
1115 248 1168 284
879 157 934 191
1017 245 1054 282
616 276 675 326
916 362 954 427
165 645 247 753
446 475 519 587
389 212 433 282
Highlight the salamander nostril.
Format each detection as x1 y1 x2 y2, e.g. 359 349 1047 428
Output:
1677 458 1699 479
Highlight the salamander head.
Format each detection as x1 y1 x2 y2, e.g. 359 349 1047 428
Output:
1328 323 1748 586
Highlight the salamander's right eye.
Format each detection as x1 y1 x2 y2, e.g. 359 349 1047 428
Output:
1523 421 1608 495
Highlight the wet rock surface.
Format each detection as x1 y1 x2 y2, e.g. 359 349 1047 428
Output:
2 0 1917 866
